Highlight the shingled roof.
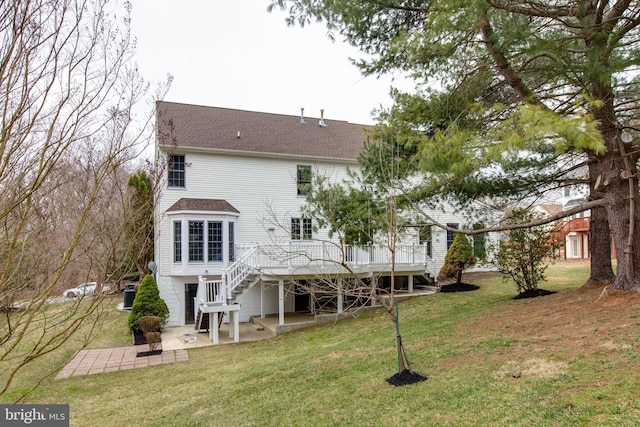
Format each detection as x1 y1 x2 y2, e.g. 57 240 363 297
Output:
167 198 240 214
156 101 371 160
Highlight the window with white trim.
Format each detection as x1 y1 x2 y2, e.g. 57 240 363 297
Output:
419 225 432 258
207 221 223 262
472 222 487 261
296 165 312 196
173 221 182 262
446 223 459 250
170 215 237 267
229 222 235 262
168 154 185 187
188 221 204 262
291 217 312 240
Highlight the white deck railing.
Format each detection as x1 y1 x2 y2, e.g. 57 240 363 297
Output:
236 243 434 272
226 246 258 296
196 277 225 306
197 243 435 306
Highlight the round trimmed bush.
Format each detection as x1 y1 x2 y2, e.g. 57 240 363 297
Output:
127 274 169 334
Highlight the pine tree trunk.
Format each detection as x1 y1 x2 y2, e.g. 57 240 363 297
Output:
585 14 640 291
598 122 640 291
585 159 615 287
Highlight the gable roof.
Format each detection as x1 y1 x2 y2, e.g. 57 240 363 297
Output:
535 204 563 216
156 101 371 160
167 198 240 214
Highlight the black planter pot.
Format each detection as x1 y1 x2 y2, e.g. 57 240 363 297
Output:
132 331 147 345
132 330 163 356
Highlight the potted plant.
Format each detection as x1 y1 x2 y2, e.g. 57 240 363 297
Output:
127 274 169 348
137 315 162 356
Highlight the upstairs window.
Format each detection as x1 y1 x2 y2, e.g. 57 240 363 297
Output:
446 223 459 250
168 154 185 187
419 225 432 258
296 165 312 196
473 223 487 261
291 218 312 240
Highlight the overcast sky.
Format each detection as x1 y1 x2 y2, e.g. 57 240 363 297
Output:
130 0 412 125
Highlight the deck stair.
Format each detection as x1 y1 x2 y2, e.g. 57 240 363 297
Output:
195 309 209 332
414 272 436 288
230 273 259 298
195 246 260 332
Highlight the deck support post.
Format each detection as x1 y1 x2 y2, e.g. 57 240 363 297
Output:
371 276 378 306
260 282 265 318
337 278 343 314
206 305 240 344
278 280 285 325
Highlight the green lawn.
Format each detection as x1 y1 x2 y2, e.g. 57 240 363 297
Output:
4 260 640 426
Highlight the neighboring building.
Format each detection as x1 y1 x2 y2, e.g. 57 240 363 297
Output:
154 101 490 342
534 185 592 260
557 198 591 259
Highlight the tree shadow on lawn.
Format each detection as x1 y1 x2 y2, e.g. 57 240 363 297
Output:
513 289 557 299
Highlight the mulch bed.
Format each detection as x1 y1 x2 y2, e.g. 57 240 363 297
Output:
132 331 163 356
386 369 428 386
439 282 480 292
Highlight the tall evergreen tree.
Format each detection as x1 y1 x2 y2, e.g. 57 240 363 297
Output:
270 0 638 290
126 170 155 277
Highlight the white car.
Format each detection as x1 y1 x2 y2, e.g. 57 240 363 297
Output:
63 282 99 298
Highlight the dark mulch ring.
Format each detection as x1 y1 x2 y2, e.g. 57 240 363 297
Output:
136 349 162 358
439 282 480 292
513 288 557 299
386 369 428 387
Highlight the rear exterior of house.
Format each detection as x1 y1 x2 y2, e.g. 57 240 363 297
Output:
154 101 475 339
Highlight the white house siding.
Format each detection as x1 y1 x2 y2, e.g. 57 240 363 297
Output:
234 285 280 323
155 149 498 327
155 148 356 326
412 202 496 275
156 149 356 272
158 276 193 327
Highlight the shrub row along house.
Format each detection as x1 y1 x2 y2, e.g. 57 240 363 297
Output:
154 101 492 343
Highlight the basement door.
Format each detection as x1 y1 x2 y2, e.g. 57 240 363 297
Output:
294 281 311 313
185 283 198 324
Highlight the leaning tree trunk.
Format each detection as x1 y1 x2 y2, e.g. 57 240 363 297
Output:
596 107 640 291
584 158 615 287
585 13 640 292
603 162 640 291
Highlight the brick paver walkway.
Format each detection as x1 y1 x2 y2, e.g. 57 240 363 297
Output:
54 345 189 379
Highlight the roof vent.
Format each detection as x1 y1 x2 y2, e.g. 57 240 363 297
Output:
319 109 327 127
300 107 305 124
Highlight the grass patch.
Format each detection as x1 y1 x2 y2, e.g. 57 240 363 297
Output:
0 295 130 398
4 260 640 426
